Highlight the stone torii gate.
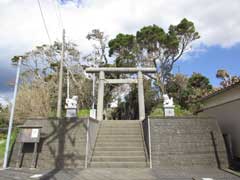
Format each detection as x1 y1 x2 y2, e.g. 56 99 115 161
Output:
86 67 156 121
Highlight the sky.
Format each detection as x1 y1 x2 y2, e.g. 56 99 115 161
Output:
0 0 240 102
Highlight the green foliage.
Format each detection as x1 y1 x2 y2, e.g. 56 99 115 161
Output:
109 33 137 67
150 104 164 116
136 25 166 52
78 109 90 118
86 29 108 65
174 104 192 116
216 69 240 87
112 79 159 120
0 107 8 128
108 18 200 95
166 73 212 112
11 41 93 120
188 73 212 90
0 128 18 166
166 73 189 108
150 104 191 117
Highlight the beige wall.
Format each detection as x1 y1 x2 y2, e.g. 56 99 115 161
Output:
199 88 240 158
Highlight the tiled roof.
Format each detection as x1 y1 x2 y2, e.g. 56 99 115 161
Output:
200 79 240 101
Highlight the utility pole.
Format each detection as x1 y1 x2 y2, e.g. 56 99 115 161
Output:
57 29 65 118
92 74 95 109
67 69 70 99
3 58 22 169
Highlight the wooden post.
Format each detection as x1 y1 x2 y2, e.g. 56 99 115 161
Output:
16 143 23 168
31 143 38 168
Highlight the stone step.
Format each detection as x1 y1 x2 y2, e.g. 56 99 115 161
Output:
101 120 139 123
95 144 143 148
99 131 141 135
96 138 143 143
94 146 143 151
93 150 145 156
90 162 147 168
95 142 143 147
99 128 140 132
92 156 146 162
101 122 140 126
90 120 147 168
98 134 142 139
101 125 140 128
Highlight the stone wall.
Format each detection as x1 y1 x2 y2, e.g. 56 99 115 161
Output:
149 117 229 169
9 118 88 169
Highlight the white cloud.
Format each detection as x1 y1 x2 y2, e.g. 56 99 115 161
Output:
0 0 240 59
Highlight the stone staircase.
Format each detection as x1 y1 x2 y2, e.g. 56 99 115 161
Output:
90 120 148 168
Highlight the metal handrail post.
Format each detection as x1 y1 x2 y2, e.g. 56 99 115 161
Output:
84 118 90 168
148 117 152 168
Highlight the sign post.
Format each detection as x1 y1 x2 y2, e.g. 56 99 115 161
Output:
16 126 42 168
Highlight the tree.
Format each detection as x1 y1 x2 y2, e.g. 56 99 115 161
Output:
187 73 212 111
11 41 92 119
112 78 159 119
86 29 108 66
136 19 200 94
166 73 189 108
166 72 213 112
216 69 240 87
188 73 212 90
15 80 51 122
216 69 230 87
108 18 200 96
108 33 137 67
12 41 83 84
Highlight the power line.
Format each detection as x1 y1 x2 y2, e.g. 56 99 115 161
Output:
54 0 64 29
37 0 52 44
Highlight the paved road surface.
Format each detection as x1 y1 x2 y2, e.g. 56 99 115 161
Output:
0 168 239 180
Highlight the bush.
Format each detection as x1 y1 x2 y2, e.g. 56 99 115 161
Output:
150 104 192 117
0 128 18 166
78 109 90 118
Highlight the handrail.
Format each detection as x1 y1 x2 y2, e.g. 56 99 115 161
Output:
139 120 149 167
148 117 152 168
84 118 90 168
141 117 152 168
84 117 100 168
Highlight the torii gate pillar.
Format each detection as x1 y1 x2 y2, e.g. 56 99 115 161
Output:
97 71 105 121
138 71 145 121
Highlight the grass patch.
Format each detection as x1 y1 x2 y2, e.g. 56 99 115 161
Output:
150 104 192 117
0 128 18 166
78 109 90 118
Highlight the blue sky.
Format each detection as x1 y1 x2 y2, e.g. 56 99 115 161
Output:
174 44 240 86
0 0 240 102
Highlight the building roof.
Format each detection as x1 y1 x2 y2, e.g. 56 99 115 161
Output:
200 79 240 101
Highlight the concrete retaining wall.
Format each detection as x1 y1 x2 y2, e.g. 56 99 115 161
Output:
149 117 229 169
9 118 87 169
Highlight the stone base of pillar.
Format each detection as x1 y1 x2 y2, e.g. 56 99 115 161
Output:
164 106 175 117
66 108 77 118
